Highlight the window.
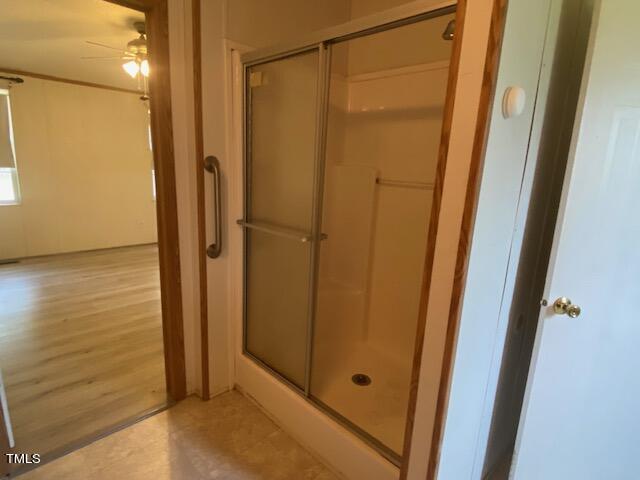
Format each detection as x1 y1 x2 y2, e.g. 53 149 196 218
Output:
0 168 19 203
0 88 20 205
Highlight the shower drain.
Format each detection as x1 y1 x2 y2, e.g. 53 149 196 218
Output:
351 373 372 386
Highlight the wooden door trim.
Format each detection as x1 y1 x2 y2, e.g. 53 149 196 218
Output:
105 0 187 401
191 0 210 400
426 2 508 476
399 0 509 478
398 0 470 474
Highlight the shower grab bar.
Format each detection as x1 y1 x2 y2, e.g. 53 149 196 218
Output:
205 155 223 259
376 178 434 190
236 219 325 243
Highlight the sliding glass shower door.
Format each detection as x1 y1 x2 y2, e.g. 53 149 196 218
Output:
240 4 455 463
243 49 323 388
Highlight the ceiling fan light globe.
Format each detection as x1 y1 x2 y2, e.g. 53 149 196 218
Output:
140 59 150 77
122 60 139 78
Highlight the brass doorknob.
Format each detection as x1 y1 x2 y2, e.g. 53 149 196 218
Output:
553 297 581 318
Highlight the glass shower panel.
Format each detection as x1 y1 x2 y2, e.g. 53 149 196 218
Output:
244 50 320 388
309 15 454 458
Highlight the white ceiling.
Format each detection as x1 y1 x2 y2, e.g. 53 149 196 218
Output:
0 0 145 90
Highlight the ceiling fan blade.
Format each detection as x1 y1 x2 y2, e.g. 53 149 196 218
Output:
85 41 126 53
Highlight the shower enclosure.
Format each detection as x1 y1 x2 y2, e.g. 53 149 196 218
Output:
239 2 455 463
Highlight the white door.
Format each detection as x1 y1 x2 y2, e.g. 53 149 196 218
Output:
511 1 640 478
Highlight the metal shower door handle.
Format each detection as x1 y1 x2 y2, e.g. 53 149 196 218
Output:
205 155 222 259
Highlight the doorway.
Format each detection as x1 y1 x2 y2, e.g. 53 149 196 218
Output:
482 0 594 477
0 0 185 474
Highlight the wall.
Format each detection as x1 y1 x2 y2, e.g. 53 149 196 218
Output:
434 0 594 478
225 0 351 48
434 1 554 476
351 0 435 17
348 0 453 75
481 1 592 476
0 75 156 260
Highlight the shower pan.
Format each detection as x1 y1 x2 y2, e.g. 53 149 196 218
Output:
238 1 456 464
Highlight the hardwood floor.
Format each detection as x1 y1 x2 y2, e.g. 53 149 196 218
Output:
0 244 167 462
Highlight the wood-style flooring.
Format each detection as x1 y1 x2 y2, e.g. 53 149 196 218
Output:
0 244 166 462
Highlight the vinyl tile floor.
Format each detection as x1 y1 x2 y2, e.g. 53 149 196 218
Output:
18 391 340 480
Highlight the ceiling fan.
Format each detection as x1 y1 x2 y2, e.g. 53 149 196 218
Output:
82 21 149 89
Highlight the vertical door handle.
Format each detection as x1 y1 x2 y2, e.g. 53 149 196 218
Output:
205 155 222 259
0 369 15 448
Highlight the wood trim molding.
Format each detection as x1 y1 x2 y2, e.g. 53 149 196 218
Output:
0 67 141 95
106 0 158 10
429 0 508 478
105 0 187 401
399 0 509 478
192 0 211 400
399 0 469 476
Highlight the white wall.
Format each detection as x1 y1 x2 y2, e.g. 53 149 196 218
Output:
0 76 156 260
482 1 592 475
434 1 553 475
434 0 590 478
225 0 351 48
348 0 453 75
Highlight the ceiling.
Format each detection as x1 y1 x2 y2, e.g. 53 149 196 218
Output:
0 0 145 90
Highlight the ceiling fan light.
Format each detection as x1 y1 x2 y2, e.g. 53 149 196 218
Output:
140 59 150 77
122 60 139 78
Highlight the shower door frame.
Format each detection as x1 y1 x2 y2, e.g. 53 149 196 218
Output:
241 44 331 394
238 0 458 466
